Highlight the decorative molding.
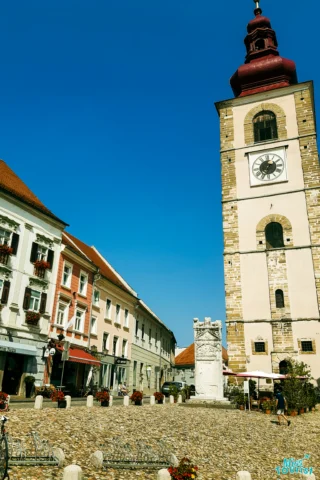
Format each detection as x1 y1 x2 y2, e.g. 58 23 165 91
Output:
193 318 222 361
0 265 12 279
29 276 48 291
25 223 33 231
36 234 53 248
0 214 19 231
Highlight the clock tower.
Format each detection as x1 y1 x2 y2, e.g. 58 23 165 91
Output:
216 1 320 383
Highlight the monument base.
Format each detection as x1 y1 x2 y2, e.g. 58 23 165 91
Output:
189 395 230 404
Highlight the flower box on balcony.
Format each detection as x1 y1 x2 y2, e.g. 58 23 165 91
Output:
33 260 50 278
25 311 41 326
0 244 13 266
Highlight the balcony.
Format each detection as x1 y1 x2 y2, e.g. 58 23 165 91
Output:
33 260 50 279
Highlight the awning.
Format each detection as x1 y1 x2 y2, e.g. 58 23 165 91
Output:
68 347 101 367
0 340 37 356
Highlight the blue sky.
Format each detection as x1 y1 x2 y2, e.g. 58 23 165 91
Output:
0 0 318 347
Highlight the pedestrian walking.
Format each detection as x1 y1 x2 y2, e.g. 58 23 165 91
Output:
275 388 291 426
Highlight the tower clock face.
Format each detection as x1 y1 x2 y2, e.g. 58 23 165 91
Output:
248 148 287 186
252 153 284 181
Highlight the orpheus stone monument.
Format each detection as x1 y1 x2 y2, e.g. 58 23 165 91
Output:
192 317 225 400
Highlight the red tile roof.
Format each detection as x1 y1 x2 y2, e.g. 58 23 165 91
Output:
0 160 67 225
63 232 136 296
175 343 228 366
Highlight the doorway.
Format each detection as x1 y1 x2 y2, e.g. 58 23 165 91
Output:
2 354 24 395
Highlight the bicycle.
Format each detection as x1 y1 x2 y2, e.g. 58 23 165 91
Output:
0 416 9 480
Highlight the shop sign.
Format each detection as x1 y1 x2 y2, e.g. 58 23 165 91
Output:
115 358 127 365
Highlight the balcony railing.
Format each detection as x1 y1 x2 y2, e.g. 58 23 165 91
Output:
0 252 10 266
33 260 50 279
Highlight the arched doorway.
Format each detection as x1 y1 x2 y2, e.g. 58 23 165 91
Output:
279 360 290 375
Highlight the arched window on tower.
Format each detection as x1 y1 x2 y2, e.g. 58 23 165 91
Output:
253 111 278 143
275 289 285 308
265 222 284 249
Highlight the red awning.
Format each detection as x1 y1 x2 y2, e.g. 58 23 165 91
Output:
68 348 101 367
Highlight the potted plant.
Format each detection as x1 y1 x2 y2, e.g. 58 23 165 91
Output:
154 392 164 404
0 392 9 411
25 311 41 326
234 392 246 410
262 400 273 414
0 244 13 265
95 390 110 407
168 384 179 403
51 389 66 408
168 457 198 480
130 391 143 406
24 376 36 398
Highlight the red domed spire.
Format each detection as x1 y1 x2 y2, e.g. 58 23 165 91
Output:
230 0 297 97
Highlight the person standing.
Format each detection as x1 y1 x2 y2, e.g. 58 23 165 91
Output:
275 388 291 426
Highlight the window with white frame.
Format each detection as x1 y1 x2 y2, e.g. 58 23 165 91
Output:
115 304 120 324
75 309 85 331
62 262 72 288
113 336 119 356
122 339 128 358
79 272 88 296
124 309 129 328
102 333 109 351
0 229 11 246
93 290 100 306
106 299 111 319
56 302 68 326
91 316 97 335
37 245 48 261
29 289 41 311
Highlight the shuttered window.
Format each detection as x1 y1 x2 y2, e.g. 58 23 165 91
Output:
265 222 284 249
253 111 278 143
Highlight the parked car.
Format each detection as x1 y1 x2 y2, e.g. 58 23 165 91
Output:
161 381 185 397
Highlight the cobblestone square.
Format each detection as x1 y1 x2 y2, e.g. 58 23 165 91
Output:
5 405 319 480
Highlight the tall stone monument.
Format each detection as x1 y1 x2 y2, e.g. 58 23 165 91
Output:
192 317 225 400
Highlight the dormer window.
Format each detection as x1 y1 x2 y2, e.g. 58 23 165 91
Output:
253 111 278 143
255 39 265 51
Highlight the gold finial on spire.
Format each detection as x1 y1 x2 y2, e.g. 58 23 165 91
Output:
253 0 262 15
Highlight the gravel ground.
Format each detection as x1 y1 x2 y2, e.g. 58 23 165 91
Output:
4 404 319 480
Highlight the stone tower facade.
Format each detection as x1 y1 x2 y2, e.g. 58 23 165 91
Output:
215 2 320 385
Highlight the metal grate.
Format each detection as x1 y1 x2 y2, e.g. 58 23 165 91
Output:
301 341 313 352
254 342 265 353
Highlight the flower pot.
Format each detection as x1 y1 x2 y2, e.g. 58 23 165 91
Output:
0 403 6 410
134 400 142 406
311 407 315 413
58 400 67 409
265 409 271 414
290 410 297 416
101 400 109 407
157 399 163 404
299 408 304 415
239 405 245 411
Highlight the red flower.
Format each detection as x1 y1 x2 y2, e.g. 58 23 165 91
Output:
50 390 65 402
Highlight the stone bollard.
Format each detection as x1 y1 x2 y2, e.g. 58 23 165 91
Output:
169 395 174 404
150 395 155 405
109 395 113 407
123 396 129 406
65 396 71 409
236 472 251 480
86 395 93 408
177 395 182 404
62 465 83 480
34 395 43 409
163 396 166 404
169 454 179 467
90 450 104 469
299 474 316 480
52 447 66 467
157 469 170 480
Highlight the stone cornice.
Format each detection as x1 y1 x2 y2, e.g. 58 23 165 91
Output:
0 214 19 231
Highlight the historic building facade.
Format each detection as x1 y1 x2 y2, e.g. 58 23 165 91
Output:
216 2 320 385
0 160 66 395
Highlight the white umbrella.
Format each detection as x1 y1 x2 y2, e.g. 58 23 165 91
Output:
236 370 284 379
86 366 93 387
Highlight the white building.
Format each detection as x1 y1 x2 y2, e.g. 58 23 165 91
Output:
0 160 66 396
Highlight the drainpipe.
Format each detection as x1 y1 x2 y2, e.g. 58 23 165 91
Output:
87 271 100 351
159 335 162 391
